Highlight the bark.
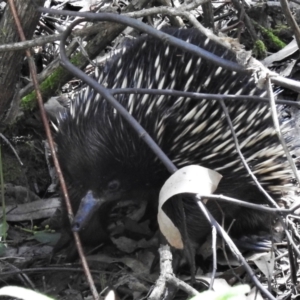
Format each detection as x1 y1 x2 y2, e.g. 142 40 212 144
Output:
0 0 45 125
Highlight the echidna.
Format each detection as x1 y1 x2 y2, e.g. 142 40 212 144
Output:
55 27 295 252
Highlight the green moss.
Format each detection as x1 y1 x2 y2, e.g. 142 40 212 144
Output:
260 27 286 50
272 25 289 36
20 65 66 111
22 92 37 111
252 20 286 51
70 52 85 66
20 52 88 112
253 39 267 59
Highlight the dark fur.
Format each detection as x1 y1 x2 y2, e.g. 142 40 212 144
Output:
55 28 294 251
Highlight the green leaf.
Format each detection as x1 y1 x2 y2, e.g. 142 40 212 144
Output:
33 231 61 246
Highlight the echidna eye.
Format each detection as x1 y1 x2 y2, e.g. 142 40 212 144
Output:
107 180 120 191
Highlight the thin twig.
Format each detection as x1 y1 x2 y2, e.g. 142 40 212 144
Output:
7 1 99 299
